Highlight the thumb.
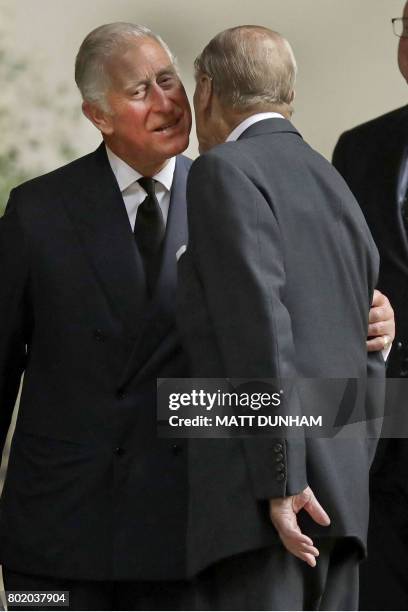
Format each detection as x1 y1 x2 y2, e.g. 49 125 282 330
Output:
303 488 331 526
371 288 381 307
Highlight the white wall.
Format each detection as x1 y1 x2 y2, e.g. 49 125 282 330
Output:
2 0 407 167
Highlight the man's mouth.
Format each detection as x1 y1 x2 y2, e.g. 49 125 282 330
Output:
154 117 181 133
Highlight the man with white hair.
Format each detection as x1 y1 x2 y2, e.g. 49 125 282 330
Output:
0 20 394 611
177 25 386 610
0 22 193 610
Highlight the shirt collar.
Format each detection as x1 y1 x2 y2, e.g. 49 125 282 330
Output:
105 144 176 193
226 112 284 143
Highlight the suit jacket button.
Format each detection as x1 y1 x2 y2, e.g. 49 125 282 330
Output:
172 444 182 456
397 341 403 351
276 472 285 482
275 453 284 462
276 463 285 472
94 329 105 341
273 443 283 453
116 390 126 400
400 370 408 378
114 447 125 456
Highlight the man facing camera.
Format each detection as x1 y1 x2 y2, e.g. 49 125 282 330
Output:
177 26 385 610
333 2 408 608
0 23 193 611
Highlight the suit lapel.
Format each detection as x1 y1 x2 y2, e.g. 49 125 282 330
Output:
369 113 408 266
119 155 190 387
387 123 408 260
62 143 147 336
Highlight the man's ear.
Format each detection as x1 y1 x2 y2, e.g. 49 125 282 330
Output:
196 74 213 113
289 89 296 104
82 101 114 135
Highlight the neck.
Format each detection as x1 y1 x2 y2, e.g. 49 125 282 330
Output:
224 113 251 137
104 138 168 176
225 108 290 134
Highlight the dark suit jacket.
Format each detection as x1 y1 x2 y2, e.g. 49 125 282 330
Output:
333 108 408 610
178 118 385 574
0 144 192 581
333 105 408 379
333 107 408 469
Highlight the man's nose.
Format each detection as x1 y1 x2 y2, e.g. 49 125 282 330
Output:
150 83 173 112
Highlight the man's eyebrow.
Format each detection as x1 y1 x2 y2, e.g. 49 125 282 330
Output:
156 65 178 77
124 66 177 91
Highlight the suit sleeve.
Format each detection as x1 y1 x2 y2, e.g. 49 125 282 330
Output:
0 190 30 456
186 152 307 499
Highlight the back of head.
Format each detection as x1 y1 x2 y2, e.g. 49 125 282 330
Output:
75 22 175 112
194 25 297 116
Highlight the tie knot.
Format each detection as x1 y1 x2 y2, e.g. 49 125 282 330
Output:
138 177 156 198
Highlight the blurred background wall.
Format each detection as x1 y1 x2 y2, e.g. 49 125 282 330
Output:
0 0 407 213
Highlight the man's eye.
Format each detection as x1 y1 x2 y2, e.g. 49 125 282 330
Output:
132 86 146 97
159 76 176 88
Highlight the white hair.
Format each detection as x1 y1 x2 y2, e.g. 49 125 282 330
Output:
194 26 297 115
75 22 177 112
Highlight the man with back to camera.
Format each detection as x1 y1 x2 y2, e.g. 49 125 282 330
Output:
0 19 395 612
333 3 408 609
177 25 388 610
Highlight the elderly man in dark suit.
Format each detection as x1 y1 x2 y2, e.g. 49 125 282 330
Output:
0 22 193 611
333 3 408 609
177 25 386 610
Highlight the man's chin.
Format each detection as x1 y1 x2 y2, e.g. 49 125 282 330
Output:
172 134 190 156
157 137 190 162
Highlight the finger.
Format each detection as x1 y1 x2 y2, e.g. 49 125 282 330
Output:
292 487 312 513
368 321 389 337
303 494 331 526
367 337 384 352
279 537 318 567
369 305 387 324
366 336 390 352
371 289 383 307
301 544 319 557
303 553 317 567
287 546 317 567
278 527 314 547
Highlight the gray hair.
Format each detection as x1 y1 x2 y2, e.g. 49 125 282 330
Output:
194 26 297 115
75 22 176 112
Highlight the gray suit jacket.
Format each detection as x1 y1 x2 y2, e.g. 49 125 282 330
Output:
177 118 385 575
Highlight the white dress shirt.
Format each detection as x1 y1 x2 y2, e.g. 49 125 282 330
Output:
105 145 176 229
226 112 284 143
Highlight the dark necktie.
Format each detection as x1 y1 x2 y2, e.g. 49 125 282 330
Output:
134 177 165 295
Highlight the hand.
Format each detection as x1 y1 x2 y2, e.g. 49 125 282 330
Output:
367 290 395 352
269 486 330 567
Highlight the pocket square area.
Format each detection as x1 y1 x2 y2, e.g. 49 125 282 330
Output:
176 245 187 261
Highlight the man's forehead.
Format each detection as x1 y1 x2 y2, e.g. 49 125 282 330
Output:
109 37 173 79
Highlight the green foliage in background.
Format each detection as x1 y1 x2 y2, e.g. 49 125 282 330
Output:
0 32 80 214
